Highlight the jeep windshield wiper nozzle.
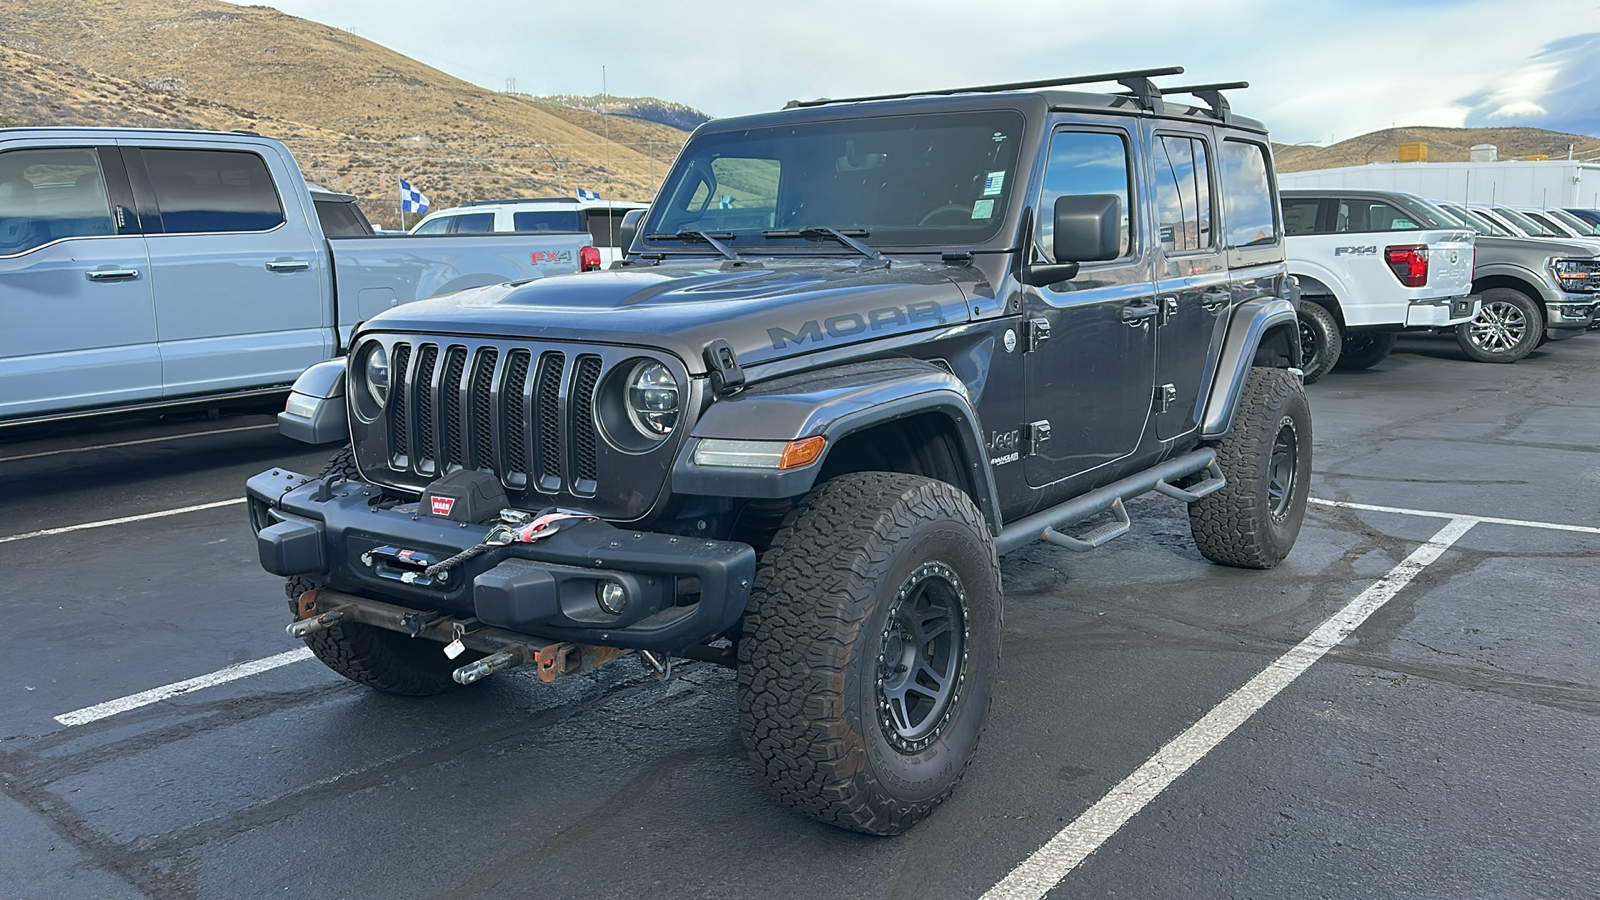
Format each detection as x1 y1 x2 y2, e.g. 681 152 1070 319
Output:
643 230 742 261
763 226 883 261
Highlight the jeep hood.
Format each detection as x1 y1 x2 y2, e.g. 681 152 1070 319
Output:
359 259 975 372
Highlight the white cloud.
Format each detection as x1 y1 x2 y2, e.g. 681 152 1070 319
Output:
239 0 1600 143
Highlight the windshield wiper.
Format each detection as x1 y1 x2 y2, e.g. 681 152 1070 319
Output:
643 230 742 261
762 226 883 261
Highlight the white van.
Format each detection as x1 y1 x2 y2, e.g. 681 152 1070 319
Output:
410 197 649 267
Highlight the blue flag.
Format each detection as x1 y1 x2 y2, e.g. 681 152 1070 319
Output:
399 178 430 215
576 188 601 201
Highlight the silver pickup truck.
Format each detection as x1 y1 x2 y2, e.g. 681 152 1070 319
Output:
0 127 599 426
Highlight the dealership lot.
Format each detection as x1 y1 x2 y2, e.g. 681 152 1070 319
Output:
1 337 1596 900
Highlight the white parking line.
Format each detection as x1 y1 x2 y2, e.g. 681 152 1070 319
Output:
982 517 1477 900
54 648 315 727
1309 497 1600 535
0 498 246 544
0 423 276 464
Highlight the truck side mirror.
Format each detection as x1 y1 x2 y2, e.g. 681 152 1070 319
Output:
1053 194 1121 263
618 208 646 260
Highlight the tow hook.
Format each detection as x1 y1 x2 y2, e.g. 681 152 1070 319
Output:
453 648 526 685
286 608 346 638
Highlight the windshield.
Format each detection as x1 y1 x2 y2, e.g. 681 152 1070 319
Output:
1494 207 1558 237
641 110 1026 251
1547 208 1600 236
1442 204 1508 236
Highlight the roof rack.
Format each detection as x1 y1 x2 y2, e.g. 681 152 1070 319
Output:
459 197 579 207
784 66 1184 112
1117 81 1248 124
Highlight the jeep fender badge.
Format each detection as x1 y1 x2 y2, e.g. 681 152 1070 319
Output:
1003 329 1017 353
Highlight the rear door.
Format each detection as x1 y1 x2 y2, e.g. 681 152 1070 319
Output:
126 141 330 396
1150 127 1228 440
0 142 159 420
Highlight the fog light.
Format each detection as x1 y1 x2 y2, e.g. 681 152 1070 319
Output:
596 581 627 615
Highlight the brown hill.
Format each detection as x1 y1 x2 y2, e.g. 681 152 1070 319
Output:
1276 126 1600 173
0 0 691 226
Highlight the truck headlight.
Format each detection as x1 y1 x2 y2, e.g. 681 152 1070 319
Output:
625 361 679 438
1549 258 1600 293
362 343 390 407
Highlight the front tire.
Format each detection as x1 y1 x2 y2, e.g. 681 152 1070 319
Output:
1190 367 1312 569
1456 288 1542 363
738 472 1002 835
1334 332 1395 371
1296 302 1341 384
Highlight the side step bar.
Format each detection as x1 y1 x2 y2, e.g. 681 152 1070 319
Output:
994 448 1221 556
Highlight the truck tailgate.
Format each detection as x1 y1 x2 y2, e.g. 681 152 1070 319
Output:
328 232 592 345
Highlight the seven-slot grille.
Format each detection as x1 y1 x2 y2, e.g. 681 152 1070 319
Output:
382 340 619 496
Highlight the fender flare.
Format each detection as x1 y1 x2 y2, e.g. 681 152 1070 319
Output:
671 359 1002 532
1199 297 1299 440
277 359 349 445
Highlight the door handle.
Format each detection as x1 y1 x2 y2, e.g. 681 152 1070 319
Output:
1199 290 1231 312
85 268 140 281
266 259 311 272
1121 301 1159 325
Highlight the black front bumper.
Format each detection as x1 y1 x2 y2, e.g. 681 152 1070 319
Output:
246 468 755 653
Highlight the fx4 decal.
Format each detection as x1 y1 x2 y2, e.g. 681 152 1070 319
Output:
1334 246 1378 256
768 301 944 350
532 250 575 265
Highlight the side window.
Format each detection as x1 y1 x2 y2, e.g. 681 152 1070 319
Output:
1281 199 1322 235
0 147 116 255
1218 140 1277 248
583 209 630 247
1036 130 1133 261
413 216 454 235
1336 200 1417 233
512 211 582 233
314 199 371 237
1153 135 1213 254
141 148 284 234
453 212 495 234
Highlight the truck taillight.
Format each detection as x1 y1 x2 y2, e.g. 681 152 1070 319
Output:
1385 245 1428 287
580 246 602 272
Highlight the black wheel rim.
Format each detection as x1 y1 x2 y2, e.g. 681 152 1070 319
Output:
1298 319 1320 366
1345 334 1374 354
1268 418 1298 520
1467 300 1528 353
876 561 968 754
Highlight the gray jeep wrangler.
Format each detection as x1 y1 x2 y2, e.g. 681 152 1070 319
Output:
248 67 1309 835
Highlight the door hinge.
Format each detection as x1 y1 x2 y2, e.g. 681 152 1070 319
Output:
1025 317 1051 352
1022 420 1052 456
704 339 745 395
1158 383 1177 413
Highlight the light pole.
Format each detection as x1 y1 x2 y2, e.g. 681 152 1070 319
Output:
534 142 564 194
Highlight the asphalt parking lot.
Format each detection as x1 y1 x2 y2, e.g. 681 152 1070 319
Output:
2 335 1597 900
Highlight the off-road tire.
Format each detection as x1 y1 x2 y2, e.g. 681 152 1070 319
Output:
284 447 478 696
1455 288 1542 363
1190 367 1312 568
1334 332 1395 371
738 472 1002 835
1296 302 1341 384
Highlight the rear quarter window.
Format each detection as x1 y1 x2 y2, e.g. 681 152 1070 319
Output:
1219 140 1277 248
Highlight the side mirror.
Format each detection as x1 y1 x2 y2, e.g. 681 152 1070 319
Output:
618 208 646 259
1021 194 1122 287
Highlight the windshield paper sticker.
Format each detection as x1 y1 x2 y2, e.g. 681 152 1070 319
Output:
983 171 1006 196
971 199 995 220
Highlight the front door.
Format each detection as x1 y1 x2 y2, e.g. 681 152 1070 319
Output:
0 144 158 420
1023 126 1157 488
1151 129 1229 440
126 144 328 397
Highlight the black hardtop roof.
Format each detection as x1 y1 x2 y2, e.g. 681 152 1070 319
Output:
724 68 1267 135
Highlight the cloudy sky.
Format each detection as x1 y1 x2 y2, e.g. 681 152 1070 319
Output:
248 0 1600 144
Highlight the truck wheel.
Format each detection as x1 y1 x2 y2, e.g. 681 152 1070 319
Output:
1334 332 1396 371
738 472 1001 835
1456 288 1542 363
1296 302 1341 383
1190 367 1312 569
318 444 362 480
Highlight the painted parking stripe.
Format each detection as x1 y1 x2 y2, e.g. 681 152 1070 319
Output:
54 648 315 727
1309 496 1600 535
0 422 277 465
982 517 1477 900
0 498 246 545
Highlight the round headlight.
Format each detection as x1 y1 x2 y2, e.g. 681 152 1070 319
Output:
363 343 390 407
625 361 679 437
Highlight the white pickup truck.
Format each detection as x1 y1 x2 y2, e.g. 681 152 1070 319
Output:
0 127 601 427
1281 189 1477 380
